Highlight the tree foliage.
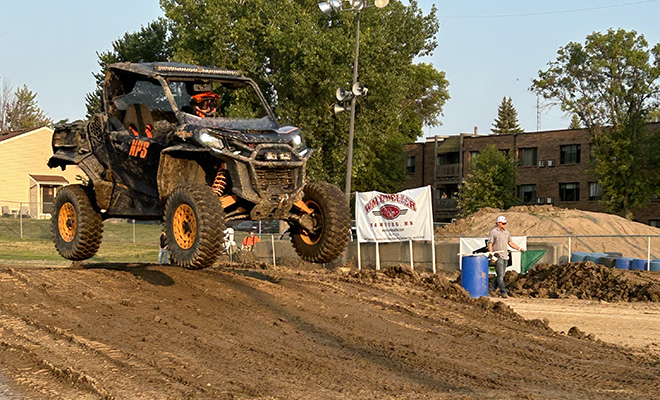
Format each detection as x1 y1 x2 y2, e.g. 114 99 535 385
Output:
85 18 173 118
457 145 517 217
531 28 660 218
159 0 449 191
491 97 523 134
0 84 51 132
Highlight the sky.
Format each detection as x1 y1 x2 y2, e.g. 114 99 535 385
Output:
1 0 659 138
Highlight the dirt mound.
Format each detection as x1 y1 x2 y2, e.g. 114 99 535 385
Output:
437 205 660 258
438 205 660 237
506 261 660 301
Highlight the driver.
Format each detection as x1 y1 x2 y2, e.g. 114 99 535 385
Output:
191 92 220 118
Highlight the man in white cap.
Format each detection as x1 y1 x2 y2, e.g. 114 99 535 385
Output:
488 215 523 297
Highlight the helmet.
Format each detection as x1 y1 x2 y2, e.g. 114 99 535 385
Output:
191 92 220 117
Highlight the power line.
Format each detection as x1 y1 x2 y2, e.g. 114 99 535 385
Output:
440 0 659 19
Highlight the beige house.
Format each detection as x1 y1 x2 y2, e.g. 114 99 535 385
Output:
0 127 83 218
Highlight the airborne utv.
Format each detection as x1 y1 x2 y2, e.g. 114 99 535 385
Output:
48 62 349 268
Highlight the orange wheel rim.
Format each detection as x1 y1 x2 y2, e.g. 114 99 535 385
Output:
58 202 77 242
300 200 322 245
173 204 197 249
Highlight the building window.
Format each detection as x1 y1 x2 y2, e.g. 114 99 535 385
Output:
560 144 581 164
518 147 537 167
650 220 660 228
469 151 479 166
589 182 601 201
437 152 459 165
518 184 537 204
559 182 580 201
406 156 415 174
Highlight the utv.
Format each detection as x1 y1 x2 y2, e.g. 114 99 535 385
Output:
48 62 349 268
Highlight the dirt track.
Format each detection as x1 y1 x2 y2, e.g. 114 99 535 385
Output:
0 261 658 399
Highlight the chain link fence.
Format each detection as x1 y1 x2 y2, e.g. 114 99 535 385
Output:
0 200 161 245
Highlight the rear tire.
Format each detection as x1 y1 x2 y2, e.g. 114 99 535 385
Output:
164 185 225 269
291 182 349 263
52 185 103 261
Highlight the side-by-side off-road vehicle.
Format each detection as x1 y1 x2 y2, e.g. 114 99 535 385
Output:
48 62 349 268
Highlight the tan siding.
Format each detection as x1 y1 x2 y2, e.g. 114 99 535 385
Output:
0 127 83 213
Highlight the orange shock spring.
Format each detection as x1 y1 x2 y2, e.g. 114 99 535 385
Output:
212 168 228 196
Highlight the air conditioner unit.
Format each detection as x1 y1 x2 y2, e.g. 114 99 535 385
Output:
546 197 553 204
538 160 546 167
547 159 555 167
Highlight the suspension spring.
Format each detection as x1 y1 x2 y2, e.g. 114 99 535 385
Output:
212 168 228 196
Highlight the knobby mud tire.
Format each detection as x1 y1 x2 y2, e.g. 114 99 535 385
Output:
165 185 226 270
291 182 350 264
52 184 103 261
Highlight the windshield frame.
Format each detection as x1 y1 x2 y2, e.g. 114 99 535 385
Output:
164 76 278 125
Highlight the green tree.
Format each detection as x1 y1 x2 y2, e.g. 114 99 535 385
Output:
569 114 582 130
457 145 517 217
160 0 449 192
531 28 660 218
85 18 173 118
491 97 524 134
4 84 51 131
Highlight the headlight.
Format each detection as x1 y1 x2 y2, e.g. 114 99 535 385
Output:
291 134 302 149
198 131 224 151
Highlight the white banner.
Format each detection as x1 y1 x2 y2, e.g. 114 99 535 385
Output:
355 186 433 243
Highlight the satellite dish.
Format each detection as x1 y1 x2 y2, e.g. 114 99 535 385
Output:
374 0 390 8
352 82 368 96
336 87 352 101
333 103 350 116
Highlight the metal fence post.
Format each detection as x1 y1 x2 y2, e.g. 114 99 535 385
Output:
19 202 23 239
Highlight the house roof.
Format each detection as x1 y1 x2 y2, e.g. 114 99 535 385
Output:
0 129 31 143
29 174 69 184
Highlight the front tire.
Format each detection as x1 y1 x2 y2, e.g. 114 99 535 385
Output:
164 185 225 269
291 182 350 263
52 185 103 261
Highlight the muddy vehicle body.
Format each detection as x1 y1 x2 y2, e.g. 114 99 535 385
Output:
48 62 349 268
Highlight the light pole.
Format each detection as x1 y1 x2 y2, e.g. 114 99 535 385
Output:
318 0 389 203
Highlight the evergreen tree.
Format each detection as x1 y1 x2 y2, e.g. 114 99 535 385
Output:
569 114 582 129
4 85 51 131
457 145 518 217
491 97 524 134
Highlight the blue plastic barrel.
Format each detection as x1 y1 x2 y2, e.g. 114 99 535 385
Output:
461 255 489 298
585 253 608 263
598 256 619 268
631 258 648 271
651 260 660 272
615 257 632 270
570 252 590 262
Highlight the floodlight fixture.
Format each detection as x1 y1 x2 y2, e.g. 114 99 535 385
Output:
350 0 365 11
334 103 350 116
351 82 368 96
318 2 333 16
374 0 390 8
329 0 343 12
336 87 353 101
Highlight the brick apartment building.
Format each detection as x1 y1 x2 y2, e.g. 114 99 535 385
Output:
404 123 660 225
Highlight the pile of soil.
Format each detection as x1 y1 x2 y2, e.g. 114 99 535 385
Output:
505 261 660 302
437 205 660 258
